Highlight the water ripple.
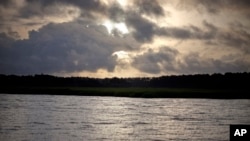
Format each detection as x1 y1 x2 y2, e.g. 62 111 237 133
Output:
0 94 249 141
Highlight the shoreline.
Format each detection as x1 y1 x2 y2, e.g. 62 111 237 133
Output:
1 87 249 99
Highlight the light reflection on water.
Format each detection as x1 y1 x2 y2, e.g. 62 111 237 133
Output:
0 94 249 141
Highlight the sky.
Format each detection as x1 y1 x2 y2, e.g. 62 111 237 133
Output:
0 0 250 78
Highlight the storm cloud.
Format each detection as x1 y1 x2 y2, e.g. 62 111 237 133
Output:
132 47 179 74
135 0 165 17
126 12 157 42
133 47 249 75
0 21 138 75
0 0 249 77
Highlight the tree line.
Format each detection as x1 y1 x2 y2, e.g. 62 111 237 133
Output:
0 72 249 89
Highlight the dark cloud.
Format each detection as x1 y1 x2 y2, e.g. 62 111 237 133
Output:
156 27 192 39
126 12 157 42
179 53 216 73
0 0 18 20
60 0 106 12
0 21 138 75
21 0 109 20
153 20 218 40
135 0 164 17
155 23 214 40
219 31 250 53
132 48 250 75
0 0 107 37
201 21 250 52
203 20 217 31
178 0 250 15
201 21 250 53
110 28 123 38
224 0 250 11
0 33 14 48
125 13 250 50
132 47 179 74
18 2 57 19
25 0 106 12
19 0 83 19
178 53 250 74
0 0 249 76
156 21 250 54
108 3 125 22
0 0 13 6
193 20 218 40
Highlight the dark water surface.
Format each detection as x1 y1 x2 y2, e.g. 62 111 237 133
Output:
0 94 249 141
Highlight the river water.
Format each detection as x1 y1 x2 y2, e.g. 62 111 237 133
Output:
0 94 249 141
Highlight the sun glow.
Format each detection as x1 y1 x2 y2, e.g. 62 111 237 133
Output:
102 20 129 35
112 50 133 65
103 20 113 34
112 50 130 59
116 0 128 7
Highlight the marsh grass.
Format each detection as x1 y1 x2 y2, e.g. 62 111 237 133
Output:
1 86 247 99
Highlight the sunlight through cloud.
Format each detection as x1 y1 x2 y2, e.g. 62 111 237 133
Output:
102 20 129 35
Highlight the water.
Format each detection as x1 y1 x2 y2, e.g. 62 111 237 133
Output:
0 94 249 141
